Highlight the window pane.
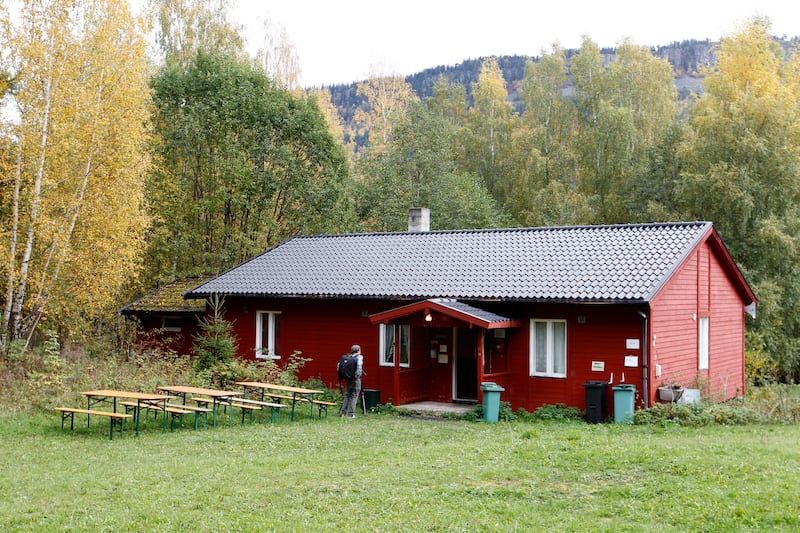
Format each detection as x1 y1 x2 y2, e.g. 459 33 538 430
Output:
553 321 566 375
534 321 547 373
260 313 270 353
399 325 410 365
384 325 395 364
273 313 281 356
699 317 709 370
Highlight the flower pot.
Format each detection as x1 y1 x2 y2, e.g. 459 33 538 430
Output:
658 386 684 402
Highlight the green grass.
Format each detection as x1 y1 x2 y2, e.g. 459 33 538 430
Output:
1 410 799 531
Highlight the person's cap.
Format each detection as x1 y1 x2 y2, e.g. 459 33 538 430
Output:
351 344 361 353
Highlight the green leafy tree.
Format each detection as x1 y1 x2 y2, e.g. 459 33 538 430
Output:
147 50 354 282
514 46 584 226
571 37 677 223
355 99 510 231
675 18 800 379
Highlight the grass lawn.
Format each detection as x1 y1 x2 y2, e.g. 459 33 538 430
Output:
1 409 798 532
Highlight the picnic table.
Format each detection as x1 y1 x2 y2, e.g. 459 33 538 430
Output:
157 385 243 428
81 389 173 437
234 381 324 421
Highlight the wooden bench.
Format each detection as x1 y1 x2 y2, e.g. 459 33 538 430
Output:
192 396 262 426
55 407 132 440
233 397 285 423
167 403 212 430
266 393 294 402
120 401 193 432
309 399 336 418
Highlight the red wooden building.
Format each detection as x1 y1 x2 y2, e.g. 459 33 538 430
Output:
119 277 209 356
182 217 756 415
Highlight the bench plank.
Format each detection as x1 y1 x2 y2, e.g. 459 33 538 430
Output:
55 407 131 440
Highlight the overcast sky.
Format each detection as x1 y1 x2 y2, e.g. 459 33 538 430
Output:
231 1 800 88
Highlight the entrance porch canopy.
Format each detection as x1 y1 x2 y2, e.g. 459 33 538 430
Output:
368 298 522 329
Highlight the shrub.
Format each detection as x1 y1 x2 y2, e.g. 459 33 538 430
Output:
462 401 517 422
633 401 766 426
528 403 583 422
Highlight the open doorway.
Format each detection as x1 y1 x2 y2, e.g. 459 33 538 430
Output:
454 328 478 401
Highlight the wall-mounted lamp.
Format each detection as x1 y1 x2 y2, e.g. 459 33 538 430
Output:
424 312 433 322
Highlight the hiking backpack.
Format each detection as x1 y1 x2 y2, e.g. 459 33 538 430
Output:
337 354 357 381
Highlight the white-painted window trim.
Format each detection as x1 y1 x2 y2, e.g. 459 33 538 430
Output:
529 319 567 378
255 310 281 360
699 316 709 370
379 324 410 368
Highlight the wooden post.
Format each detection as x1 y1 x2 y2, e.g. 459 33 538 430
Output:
477 329 485 404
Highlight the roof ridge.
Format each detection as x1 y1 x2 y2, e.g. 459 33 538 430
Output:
293 221 712 240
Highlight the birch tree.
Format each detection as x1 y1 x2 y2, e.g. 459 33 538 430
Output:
676 18 800 379
466 57 516 201
354 67 418 153
150 0 243 68
0 0 151 348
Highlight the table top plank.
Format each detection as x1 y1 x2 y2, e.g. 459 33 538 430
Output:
81 390 174 401
234 381 322 395
157 385 243 398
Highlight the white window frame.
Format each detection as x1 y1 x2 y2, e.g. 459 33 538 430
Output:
529 319 567 378
699 316 709 370
379 324 410 368
255 310 281 360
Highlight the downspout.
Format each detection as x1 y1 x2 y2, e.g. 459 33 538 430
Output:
637 309 649 408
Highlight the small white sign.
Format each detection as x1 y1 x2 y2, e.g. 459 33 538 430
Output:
624 355 639 367
626 338 640 350
591 361 605 372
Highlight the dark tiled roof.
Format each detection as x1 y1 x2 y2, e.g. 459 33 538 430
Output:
431 299 517 325
186 222 714 303
120 277 211 315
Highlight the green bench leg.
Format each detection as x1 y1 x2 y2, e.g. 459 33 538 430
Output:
193 411 207 430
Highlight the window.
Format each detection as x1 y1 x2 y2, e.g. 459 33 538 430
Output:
255 311 281 359
161 316 182 332
698 316 709 370
379 324 410 367
529 319 566 377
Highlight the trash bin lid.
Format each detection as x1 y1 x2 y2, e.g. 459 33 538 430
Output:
480 382 505 392
612 384 636 391
583 380 608 388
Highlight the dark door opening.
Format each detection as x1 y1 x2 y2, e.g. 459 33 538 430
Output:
455 328 478 401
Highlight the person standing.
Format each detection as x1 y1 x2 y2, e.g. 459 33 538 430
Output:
340 344 364 418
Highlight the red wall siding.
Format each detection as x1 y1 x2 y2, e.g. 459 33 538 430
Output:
133 315 200 356
708 250 747 398
650 241 746 402
224 297 397 392
650 251 699 394
504 305 645 417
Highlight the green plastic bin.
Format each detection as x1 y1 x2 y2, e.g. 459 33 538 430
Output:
480 382 505 423
612 384 636 423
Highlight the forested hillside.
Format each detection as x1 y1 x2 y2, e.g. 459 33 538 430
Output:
327 38 797 137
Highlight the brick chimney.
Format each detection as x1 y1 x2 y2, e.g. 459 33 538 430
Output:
408 207 430 232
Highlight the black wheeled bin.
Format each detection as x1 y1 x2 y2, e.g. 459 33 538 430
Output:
361 389 381 410
583 381 608 423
